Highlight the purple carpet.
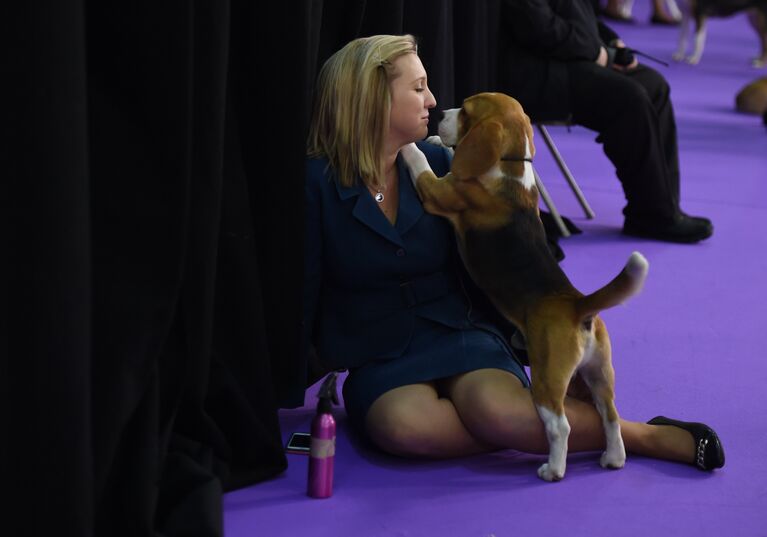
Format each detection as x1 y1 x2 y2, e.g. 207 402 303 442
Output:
225 7 767 536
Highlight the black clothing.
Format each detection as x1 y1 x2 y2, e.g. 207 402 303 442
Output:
498 0 682 221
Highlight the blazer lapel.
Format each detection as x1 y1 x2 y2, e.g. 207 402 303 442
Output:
336 181 405 248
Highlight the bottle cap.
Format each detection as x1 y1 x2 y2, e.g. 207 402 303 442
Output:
316 372 339 415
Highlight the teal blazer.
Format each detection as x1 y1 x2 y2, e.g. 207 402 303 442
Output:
303 141 488 370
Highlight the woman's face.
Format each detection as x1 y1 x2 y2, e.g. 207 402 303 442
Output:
388 53 436 148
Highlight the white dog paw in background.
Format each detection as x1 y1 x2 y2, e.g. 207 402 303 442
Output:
424 135 455 157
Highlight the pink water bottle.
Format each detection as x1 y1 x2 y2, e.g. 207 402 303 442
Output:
307 373 338 498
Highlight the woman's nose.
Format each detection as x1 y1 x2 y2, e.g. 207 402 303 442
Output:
426 89 437 108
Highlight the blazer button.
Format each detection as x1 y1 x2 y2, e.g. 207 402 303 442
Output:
396 248 406 257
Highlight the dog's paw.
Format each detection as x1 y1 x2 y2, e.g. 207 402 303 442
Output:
600 450 626 470
685 55 700 65
751 57 766 68
537 463 564 482
400 143 432 186
672 50 685 62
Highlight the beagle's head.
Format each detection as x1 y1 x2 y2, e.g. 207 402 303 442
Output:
439 92 535 183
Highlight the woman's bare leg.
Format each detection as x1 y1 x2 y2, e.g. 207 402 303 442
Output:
621 420 695 462
656 0 682 21
443 369 696 464
604 0 634 19
364 370 697 465
364 382 496 458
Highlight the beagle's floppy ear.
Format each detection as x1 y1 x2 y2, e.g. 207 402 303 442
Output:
451 120 504 180
523 112 535 159
500 111 536 178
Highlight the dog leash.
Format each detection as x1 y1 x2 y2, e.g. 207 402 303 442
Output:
627 47 670 67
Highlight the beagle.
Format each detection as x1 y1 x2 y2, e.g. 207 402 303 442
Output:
673 0 767 66
401 92 649 481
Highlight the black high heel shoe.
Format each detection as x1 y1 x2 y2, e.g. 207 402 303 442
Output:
648 416 725 471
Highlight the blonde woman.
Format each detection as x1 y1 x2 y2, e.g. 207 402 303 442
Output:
304 34 724 474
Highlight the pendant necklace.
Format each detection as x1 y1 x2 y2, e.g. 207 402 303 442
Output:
370 183 385 203
371 167 394 203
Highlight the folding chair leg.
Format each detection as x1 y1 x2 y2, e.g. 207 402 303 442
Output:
533 165 570 238
536 124 596 219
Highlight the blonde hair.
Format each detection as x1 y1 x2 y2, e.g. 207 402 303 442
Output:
307 34 418 189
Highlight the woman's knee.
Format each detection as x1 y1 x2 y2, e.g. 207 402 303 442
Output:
451 377 543 445
468 395 541 441
365 394 455 457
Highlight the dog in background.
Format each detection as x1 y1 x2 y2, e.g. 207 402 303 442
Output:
402 92 649 481
736 76 767 114
673 0 767 66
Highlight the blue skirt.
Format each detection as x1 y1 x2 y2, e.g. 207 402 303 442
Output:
342 317 530 434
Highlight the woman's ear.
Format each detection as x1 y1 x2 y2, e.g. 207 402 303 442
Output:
451 120 504 180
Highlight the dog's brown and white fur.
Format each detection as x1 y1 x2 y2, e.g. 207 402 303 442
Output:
401 93 649 481
673 0 767 66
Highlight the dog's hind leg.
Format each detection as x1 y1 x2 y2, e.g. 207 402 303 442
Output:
534 402 571 481
688 15 708 64
579 321 626 470
673 3 692 60
583 376 626 469
665 0 682 21
747 8 767 67
530 343 575 481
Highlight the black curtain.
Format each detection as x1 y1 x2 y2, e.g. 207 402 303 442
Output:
3 1 500 535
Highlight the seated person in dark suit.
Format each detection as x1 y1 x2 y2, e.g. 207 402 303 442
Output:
497 0 712 243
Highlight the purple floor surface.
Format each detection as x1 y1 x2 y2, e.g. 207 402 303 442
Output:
225 7 767 537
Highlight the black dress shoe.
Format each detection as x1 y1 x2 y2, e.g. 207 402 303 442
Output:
648 416 725 471
623 213 713 243
681 212 711 226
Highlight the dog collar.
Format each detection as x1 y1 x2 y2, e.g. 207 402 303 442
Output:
500 157 533 163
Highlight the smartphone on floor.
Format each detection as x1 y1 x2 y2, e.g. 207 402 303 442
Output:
285 432 312 455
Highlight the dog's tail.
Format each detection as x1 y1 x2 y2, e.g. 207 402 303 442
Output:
576 252 649 321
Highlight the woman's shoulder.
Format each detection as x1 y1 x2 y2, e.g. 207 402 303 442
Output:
416 140 447 157
306 156 331 178
306 156 336 192
415 140 452 175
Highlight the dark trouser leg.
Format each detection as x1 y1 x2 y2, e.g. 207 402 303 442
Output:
566 62 680 221
625 64 681 207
